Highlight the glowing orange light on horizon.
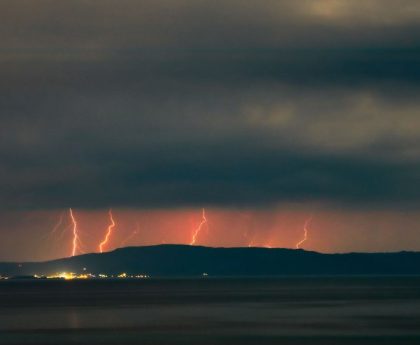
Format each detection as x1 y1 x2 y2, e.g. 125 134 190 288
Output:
99 209 116 253
296 217 312 249
190 208 207 245
69 208 80 256
243 230 252 247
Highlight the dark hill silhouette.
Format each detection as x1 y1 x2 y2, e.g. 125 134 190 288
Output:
1 245 420 277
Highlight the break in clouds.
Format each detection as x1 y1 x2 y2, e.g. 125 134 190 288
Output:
1 0 420 209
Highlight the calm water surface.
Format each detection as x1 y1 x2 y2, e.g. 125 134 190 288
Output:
1 277 420 344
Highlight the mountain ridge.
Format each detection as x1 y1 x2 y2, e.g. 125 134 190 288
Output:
1 244 420 277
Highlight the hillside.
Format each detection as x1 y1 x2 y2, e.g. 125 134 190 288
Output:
1 245 420 277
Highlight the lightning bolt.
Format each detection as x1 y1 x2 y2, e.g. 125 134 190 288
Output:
243 229 251 246
120 222 140 247
43 211 65 242
296 216 312 249
99 209 116 253
57 223 72 241
247 239 256 248
244 231 258 248
69 208 80 257
190 208 207 245
50 212 64 236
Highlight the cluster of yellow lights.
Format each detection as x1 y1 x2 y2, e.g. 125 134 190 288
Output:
116 273 149 279
44 272 90 280
33 272 149 280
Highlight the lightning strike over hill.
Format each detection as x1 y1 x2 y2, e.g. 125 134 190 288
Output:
49 212 64 237
99 209 116 253
69 208 80 257
120 222 140 247
190 208 207 245
248 239 256 248
43 211 66 243
296 217 312 249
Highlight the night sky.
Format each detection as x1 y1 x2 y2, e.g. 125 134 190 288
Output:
2 1 420 261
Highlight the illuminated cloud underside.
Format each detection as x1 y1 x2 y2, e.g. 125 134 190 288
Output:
0 1 420 260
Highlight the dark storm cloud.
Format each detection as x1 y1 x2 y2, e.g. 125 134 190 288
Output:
1 0 420 209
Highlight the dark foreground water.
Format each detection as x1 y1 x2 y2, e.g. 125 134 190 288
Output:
1 277 420 345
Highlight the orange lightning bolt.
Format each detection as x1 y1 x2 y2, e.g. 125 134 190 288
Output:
50 212 64 237
190 208 207 245
296 217 312 249
99 209 116 253
244 231 258 248
43 211 65 241
120 222 140 247
69 208 80 257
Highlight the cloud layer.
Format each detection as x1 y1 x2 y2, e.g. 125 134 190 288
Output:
1 0 420 209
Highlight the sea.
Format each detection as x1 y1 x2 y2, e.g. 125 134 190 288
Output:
1 276 420 344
